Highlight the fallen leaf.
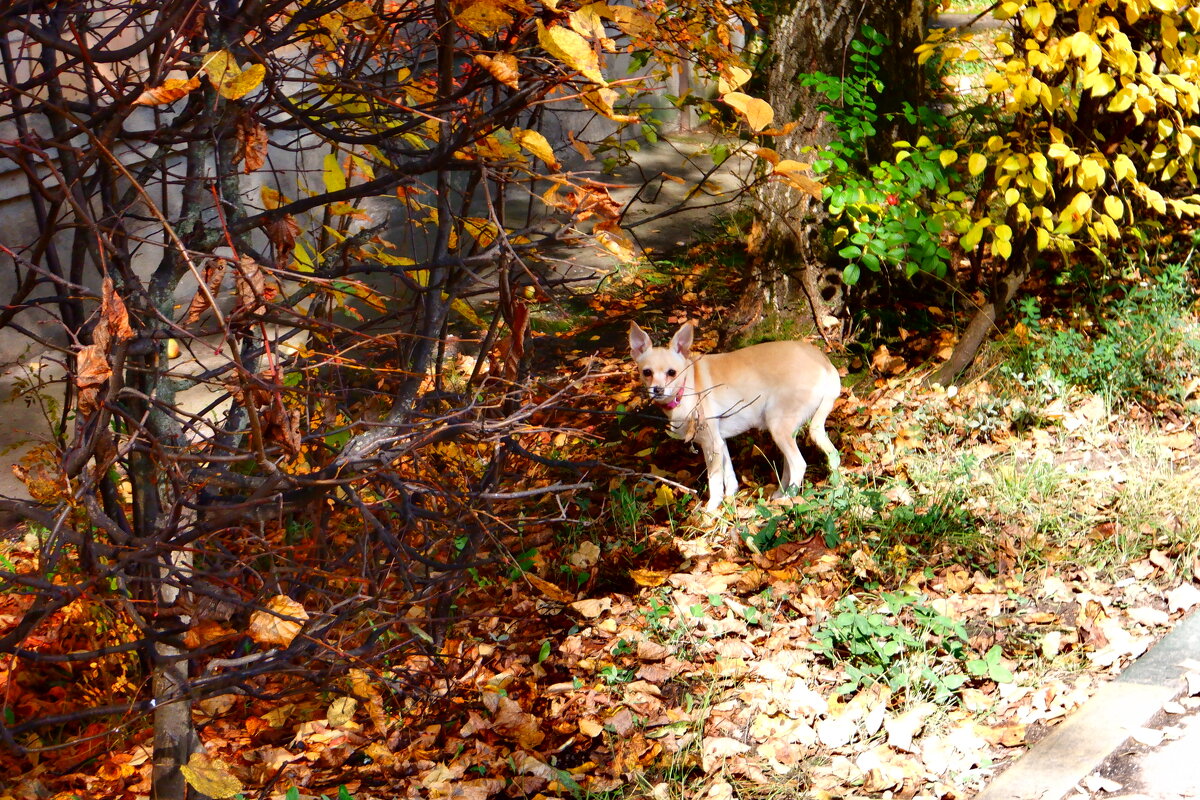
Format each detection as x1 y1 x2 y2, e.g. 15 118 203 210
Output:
249 595 309 648
1167 583 1200 613
885 704 934 752
525 572 575 603
180 752 244 799
570 597 611 618
815 715 857 748
701 736 751 773
326 696 357 727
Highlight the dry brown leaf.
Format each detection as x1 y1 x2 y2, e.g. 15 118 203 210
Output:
492 696 545 748
579 718 604 737
236 115 268 173
266 214 301 268
815 715 856 748
473 53 519 89
975 720 1027 747
884 703 934 752
101 278 135 343
262 395 303 458
233 254 268 317
75 344 111 417
183 619 236 649
326 696 357 727
183 258 227 325
569 597 610 618
249 594 309 647
1167 583 1200 613
701 736 751 773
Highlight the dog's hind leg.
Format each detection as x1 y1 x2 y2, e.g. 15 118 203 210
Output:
807 391 841 484
768 415 808 498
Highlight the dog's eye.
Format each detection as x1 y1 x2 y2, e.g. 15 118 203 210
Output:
642 368 652 377
666 369 676 377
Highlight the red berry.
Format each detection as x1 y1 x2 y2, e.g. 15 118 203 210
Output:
886 193 899 206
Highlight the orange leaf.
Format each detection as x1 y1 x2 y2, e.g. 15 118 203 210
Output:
133 76 201 106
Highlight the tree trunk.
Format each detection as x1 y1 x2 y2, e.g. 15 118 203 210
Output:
733 0 926 343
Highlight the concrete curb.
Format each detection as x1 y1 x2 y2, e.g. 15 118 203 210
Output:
976 609 1200 800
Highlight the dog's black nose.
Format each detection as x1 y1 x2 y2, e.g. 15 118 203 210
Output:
650 386 664 397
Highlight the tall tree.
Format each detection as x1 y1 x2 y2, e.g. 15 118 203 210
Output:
730 0 926 342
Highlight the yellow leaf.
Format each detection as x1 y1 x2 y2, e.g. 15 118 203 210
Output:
961 220 988 250
773 158 810 173
180 753 244 800
630 568 670 588
537 21 605 84
717 65 752 95
456 0 513 36
581 88 638 122
968 153 988 176
1103 195 1124 219
722 92 774 132
323 153 347 193
201 50 264 100
513 128 559 169
452 298 485 328
1036 226 1051 250
939 149 958 167
654 484 675 507
221 64 265 100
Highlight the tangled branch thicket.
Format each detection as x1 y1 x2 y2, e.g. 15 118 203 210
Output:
0 0 759 786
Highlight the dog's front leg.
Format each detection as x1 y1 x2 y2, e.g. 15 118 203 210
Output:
697 424 735 512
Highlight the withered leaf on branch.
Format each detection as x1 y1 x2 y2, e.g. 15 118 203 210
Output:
132 76 201 107
183 258 228 325
473 53 519 89
262 395 303 458
101 278 136 344
77 278 136 416
232 254 270 318
235 114 268 174
265 214 301 269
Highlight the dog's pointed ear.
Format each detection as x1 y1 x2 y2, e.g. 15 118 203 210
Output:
629 322 652 358
670 322 694 356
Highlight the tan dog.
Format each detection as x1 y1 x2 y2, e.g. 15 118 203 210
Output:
629 321 840 512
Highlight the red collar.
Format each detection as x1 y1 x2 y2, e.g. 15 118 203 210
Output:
657 383 685 410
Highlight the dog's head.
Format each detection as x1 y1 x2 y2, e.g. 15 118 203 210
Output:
628 322 693 408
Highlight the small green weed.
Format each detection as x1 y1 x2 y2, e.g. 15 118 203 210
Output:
811 592 1007 701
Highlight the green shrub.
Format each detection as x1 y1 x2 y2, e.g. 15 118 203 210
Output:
1008 264 1200 404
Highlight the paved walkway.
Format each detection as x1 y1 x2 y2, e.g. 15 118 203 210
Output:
977 610 1200 800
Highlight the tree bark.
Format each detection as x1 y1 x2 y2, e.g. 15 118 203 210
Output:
734 0 926 343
